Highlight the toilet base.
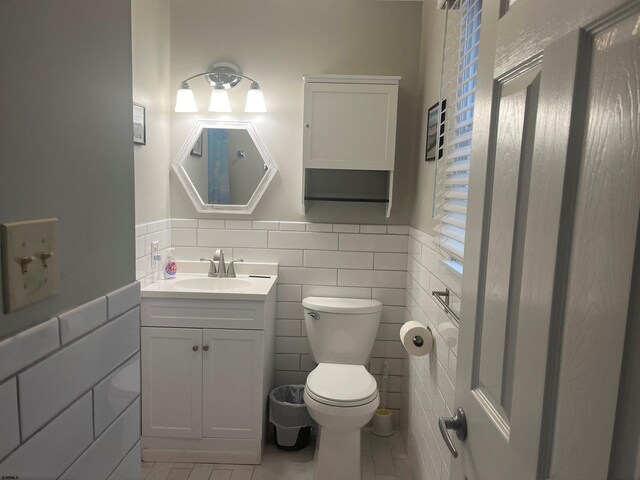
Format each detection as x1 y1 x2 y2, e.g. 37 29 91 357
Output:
314 426 361 480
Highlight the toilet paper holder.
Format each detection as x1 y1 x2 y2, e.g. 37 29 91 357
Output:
412 324 433 347
400 321 433 356
413 332 429 347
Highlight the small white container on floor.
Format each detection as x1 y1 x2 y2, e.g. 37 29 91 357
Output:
372 408 394 437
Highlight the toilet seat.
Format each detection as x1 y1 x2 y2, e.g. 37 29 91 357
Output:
306 363 378 407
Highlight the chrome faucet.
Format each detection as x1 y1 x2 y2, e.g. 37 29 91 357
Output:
201 249 244 278
214 249 226 277
209 249 244 278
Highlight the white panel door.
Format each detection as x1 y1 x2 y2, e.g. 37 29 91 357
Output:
141 327 202 438
303 82 397 170
202 329 264 439
449 1 640 479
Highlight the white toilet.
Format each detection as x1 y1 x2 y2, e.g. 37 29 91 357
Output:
302 296 382 480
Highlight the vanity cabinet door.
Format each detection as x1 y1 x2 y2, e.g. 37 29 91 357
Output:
142 327 202 438
202 329 264 439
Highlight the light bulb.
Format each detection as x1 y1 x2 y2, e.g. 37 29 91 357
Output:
209 88 231 112
244 84 267 113
175 84 198 112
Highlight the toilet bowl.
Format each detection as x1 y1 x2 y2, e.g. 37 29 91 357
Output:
304 363 379 480
302 297 383 480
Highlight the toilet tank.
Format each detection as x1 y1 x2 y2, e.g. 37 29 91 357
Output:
302 297 382 365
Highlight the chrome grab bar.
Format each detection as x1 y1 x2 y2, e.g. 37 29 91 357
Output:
431 288 460 323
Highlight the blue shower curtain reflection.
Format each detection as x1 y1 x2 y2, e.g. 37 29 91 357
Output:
208 129 231 204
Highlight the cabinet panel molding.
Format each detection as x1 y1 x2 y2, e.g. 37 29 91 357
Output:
141 327 202 438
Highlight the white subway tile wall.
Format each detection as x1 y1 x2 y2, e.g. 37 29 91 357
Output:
59 296 108 344
134 218 463 473
0 379 20 460
19 307 140 438
108 440 140 480
0 282 141 480
135 219 172 286
93 354 141 436
0 317 60 380
59 399 140 480
147 219 410 421
401 227 461 480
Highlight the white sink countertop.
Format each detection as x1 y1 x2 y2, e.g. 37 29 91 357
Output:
141 261 278 300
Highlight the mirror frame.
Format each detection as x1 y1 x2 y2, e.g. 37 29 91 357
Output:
172 120 278 215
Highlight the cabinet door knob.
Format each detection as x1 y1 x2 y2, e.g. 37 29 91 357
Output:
203 345 210 351
192 345 199 352
305 123 310 128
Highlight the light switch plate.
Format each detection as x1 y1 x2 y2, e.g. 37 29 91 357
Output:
1 218 60 313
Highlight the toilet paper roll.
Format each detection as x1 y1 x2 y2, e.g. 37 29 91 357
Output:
400 321 433 356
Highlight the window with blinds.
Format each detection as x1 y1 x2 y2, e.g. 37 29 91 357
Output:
434 0 482 274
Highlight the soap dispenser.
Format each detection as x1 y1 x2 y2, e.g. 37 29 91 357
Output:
163 249 177 279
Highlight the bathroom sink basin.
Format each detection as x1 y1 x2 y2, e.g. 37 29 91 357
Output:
174 277 254 292
140 261 278 300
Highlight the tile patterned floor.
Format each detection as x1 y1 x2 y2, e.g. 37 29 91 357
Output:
141 429 413 480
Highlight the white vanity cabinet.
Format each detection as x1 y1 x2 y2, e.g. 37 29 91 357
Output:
141 328 263 440
302 75 400 217
140 288 276 464
142 327 203 439
201 329 264 440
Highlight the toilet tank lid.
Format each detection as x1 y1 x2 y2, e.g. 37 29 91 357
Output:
302 297 383 314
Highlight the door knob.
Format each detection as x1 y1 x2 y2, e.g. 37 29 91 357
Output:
438 407 467 458
203 345 210 351
192 345 199 352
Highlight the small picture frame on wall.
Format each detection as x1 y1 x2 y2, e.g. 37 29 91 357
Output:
133 104 146 145
425 100 446 161
438 99 446 160
191 131 203 157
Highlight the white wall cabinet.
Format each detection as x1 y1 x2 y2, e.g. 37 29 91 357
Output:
302 75 400 217
140 291 276 464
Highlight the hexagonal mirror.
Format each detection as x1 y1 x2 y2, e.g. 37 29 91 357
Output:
172 120 277 214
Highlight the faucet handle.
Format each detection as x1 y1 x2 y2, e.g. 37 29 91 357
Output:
200 258 217 276
227 259 244 277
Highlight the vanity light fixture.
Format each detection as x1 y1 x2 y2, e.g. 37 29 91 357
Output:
175 62 267 113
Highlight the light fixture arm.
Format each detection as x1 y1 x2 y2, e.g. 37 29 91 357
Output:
180 72 260 88
179 71 260 89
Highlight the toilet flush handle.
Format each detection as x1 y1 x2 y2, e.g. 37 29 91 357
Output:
308 311 320 320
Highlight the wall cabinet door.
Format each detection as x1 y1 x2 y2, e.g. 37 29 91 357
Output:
201 329 264 439
303 82 398 171
142 327 202 438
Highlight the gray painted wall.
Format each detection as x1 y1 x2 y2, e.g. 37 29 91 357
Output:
410 3 446 235
133 0 172 225
0 0 135 339
168 0 423 225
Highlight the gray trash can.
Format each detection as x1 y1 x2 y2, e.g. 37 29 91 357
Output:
268 385 315 450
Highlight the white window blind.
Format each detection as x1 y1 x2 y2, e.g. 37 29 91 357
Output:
434 0 482 274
